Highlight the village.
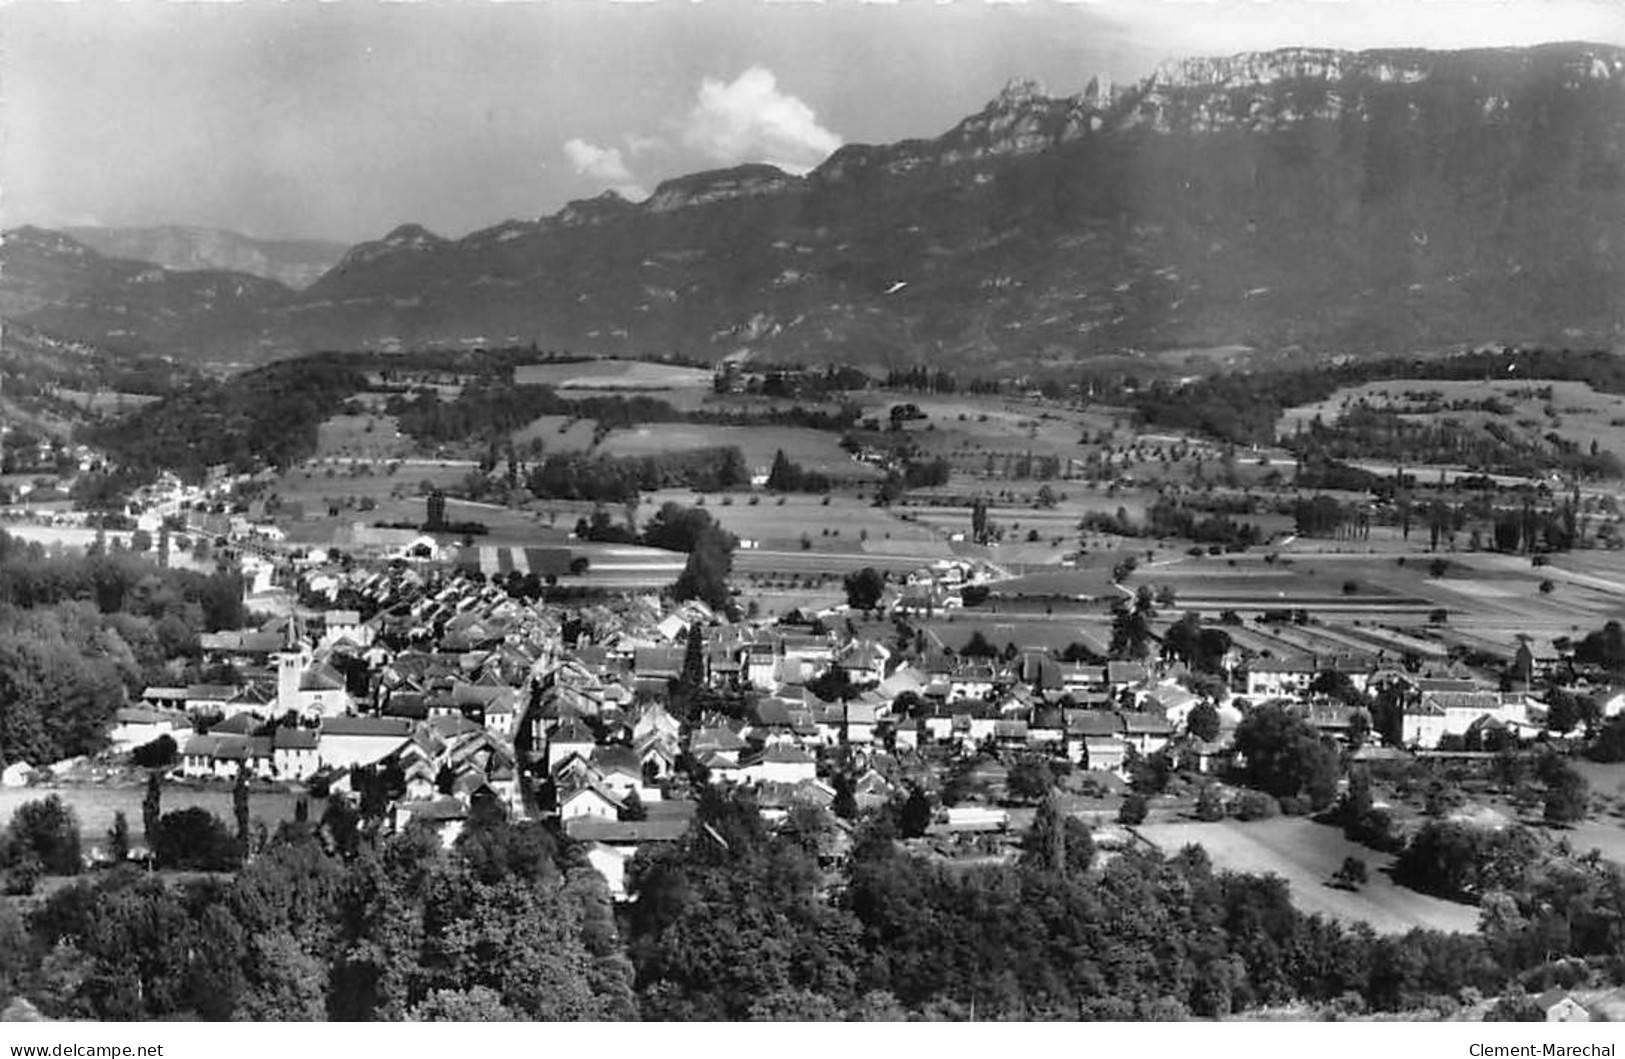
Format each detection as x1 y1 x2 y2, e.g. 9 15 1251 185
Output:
6 474 1617 930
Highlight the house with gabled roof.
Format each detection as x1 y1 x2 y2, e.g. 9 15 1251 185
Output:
272 726 321 780
558 777 624 822
140 686 189 711
950 663 997 703
741 744 817 786
1534 989 1590 1023
109 707 183 752
690 724 748 764
1119 712 1174 757
546 719 597 773
567 800 697 899
1106 661 1149 691
837 640 891 686
589 745 644 799
318 716 414 770
393 796 467 848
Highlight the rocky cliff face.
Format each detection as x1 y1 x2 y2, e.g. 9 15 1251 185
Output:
8 42 1623 368
61 225 346 290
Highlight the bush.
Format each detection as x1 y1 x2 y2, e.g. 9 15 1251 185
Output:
1118 793 1149 825
1232 791 1279 821
3 857 41 896
130 734 178 769
1278 795 1310 816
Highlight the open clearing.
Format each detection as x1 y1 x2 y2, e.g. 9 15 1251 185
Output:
1137 816 1480 934
0 784 308 849
314 413 416 460
638 490 940 551
514 360 713 390
511 414 597 452
1277 378 1625 465
598 424 881 479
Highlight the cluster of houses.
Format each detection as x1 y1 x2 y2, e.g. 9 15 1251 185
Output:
87 545 1625 898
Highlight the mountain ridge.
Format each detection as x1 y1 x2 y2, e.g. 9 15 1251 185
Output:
60 225 347 290
5 42 1622 368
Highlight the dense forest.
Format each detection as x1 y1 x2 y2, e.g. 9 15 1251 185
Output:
82 357 371 482
4 781 1622 1021
0 529 249 766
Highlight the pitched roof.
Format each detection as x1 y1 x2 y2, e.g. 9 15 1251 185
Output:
321 716 414 738
566 817 690 843
273 727 319 750
550 719 597 745
590 744 643 778
299 663 348 692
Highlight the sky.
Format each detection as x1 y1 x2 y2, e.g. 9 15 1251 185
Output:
3 0 1622 244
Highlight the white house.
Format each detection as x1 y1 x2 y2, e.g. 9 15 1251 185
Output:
1403 690 1530 748
108 707 180 752
547 721 598 773
317 716 413 770
741 745 817 786
272 727 321 780
1244 657 1317 699
321 610 372 650
559 781 623 822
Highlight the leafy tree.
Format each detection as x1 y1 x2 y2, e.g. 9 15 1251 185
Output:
234 767 252 862
407 986 517 1022
1484 989 1546 1022
1020 795 1096 877
107 811 131 863
1541 756 1590 826
1109 587 1156 660
897 786 933 839
142 770 163 846
130 733 178 769
843 567 886 612
1187 701 1222 742
150 807 239 871
1007 757 1055 803
4 794 83 875
1232 702 1342 810
1195 785 1225 822
1332 856 1368 890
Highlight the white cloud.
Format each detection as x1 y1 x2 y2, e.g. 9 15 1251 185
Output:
680 67 842 175
562 138 648 201
623 133 663 157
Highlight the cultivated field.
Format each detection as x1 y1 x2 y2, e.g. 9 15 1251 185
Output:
0 784 310 849
511 414 598 452
637 490 938 551
313 412 416 460
1137 816 1481 934
513 360 714 390
0 522 214 571
1278 378 1625 466
51 389 164 416
597 424 881 479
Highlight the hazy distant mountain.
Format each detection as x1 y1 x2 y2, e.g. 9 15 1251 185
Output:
6 43 1623 369
0 226 293 360
63 225 347 290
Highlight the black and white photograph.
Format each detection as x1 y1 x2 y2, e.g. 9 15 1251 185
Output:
1 0 1624 1032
